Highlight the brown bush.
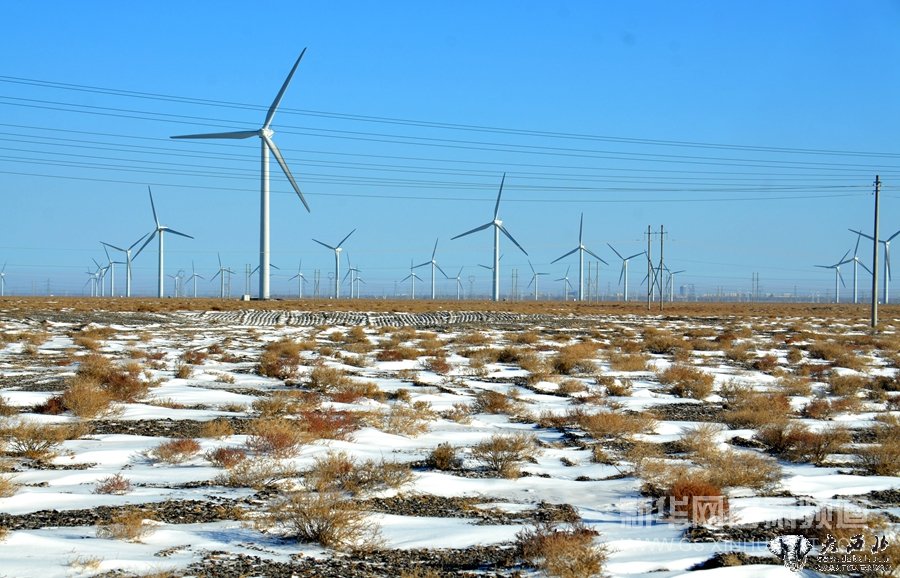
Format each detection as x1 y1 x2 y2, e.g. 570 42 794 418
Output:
253 390 320 417
0 474 19 498
721 383 791 429
181 349 208 365
551 342 599 375
858 418 900 475
573 409 656 439
475 390 518 414
376 346 420 362
607 352 649 372
96 508 155 542
304 451 412 496
148 438 201 464
642 329 684 355
786 348 803 364
329 380 385 404
245 418 306 457
308 365 352 392
669 479 729 524
299 408 360 441
751 354 779 373
258 339 303 380
776 375 812 397
517 521 606 578
199 418 234 439
0 420 79 459
427 443 460 470
205 447 247 469
75 354 152 402
658 364 715 399
699 449 782 491
512 330 540 345
604 378 633 397
60 377 114 418
174 363 193 379
33 394 66 415
258 490 380 551
215 456 292 489
421 355 451 374
94 473 131 495
677 423 723 457
828 373 869 397
756 423 849 465
471 433 540 478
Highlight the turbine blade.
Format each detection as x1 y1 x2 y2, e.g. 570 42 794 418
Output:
578 212 584 244
413 261 431 269
312 239 336 251
101 241 126 252
262 134 310 212
854 232 862 256
499 224 527 255
888 228 900 243
583 247 608 265
337 229 356 248
528 260 536 275
164 228 194 239
171 130 259 140
147 186 159 227
625 251 645 261
264 48 307 130
551 247 579 264
451 222 492 239
859 261 873 275
618 264 625 286
849 228 875 241
606 243 625 260
435 263 449 278
526 276 535 289
218 253 223 268
289 274 299 281
431 238 439 260
133 231 157 259
478 264 492 271
493 173 506 220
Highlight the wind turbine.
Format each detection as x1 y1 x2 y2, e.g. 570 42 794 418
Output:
607 244 645 302
210 254 234 299
92 258 108 297
289 262 307 299
341 252 361 298
845 231 873 304
0 263 6 297
445 266 464 300
451 174 527 301
526 260 548 301
101 245 125 298
134 187 193 298
414 238 448 300
555 266 573 301
815 249 850 304
312 229 355 299
101 233 147 298
850 227 900 304
171 50 311 300
666 269 686 302
551 213 607 301
401 260 423 299
186 261 204 298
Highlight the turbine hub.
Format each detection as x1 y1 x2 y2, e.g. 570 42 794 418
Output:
261 128 274 138
494 219 502 226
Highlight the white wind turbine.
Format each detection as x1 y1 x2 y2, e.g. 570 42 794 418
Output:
0 263 7 297
555 266 573 301
846 231 873 304
551 213 607 301
187 261 204 298
134 187 193 298
445 266 464 300
451 174 527 301
342 253 362 299
92 259 108 297
401 259 423 299
171 50 311 300
815 249 850 304
313 229 355 299
607 244 645 302
100 245 125 297
526 260 548 301
666 268 686 302
289 261 307 299
414 239 448 300
850 227 900 304
101 233 147 298
210 254 234 299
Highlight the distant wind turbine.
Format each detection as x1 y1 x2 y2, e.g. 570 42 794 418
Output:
171 50 311 300
210 254 234 299
445 266 464 301
555 266 573 301
850 227 900 304
815 249 851 304
551 213 607 301
0 263 7 297
101 233 147 298
451 174 527 301
134 187 193 298
526 260 548 301
401 259 423 299
414 239 448 300
607 244 645 302
187 262 204 298
846 231 873 304
289 261 307 299
313 229 355 299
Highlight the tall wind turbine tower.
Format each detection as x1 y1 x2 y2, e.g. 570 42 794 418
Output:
414 239 448 300
135 188 193 298
851 227 900 304
607 244 645 302
171 50 311 300
101 233 147 298
551 213 607 301
313 229 355 299
451 174 527 301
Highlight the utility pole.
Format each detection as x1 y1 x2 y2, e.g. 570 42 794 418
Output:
872 175 881 329
658 225 666 311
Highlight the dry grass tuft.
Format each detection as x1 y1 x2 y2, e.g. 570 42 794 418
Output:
551 342 599 375
383 401 435 436
258 338 304 380
205 446 247 469
427 443 460 470
198 418 234 439
245 418 307 457
0 473 19 498
304 451 413 496
62 376 115 418
0 420 84 460
257 490 380 551
573 409 657 440
148 438 201 464
96 508 155 542
755 423 849 465
94 473 132 495
471 432 540 478
721 383 791 429
214 456 292 489
607 352 649 372
516 521 607 578
658 364 715 399
669 478 729 524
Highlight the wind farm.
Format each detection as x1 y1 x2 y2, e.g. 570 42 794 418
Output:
1 4 899 578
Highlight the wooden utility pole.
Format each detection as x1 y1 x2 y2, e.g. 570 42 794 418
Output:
872 175 881 329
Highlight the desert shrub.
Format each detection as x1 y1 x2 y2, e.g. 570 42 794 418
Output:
376 346 420 362
215 456 292 489
512 330 540 345
299 408 360 440
441 403 472 424
786 348 803 364
456 331 490 346
0 396 16 417
308 365 352 392
245 418 306 457
205 447 247 469
776 375 812 397
181 349 208 365
33 394 66 415
475 390 518 414
384 401 434 436
257 490 380 551
304 451 412 496
669 479 729 524
427 443 460 470
329 380 384 404
551 342 599 375
573 409 656 439
76 354 153 402
421 355 451 374
721 383 791 428
642 329 684 355
677 423 723 457
603 377 633 397
756 423 848 465
148 438 201 464
96 508 155 542
857 419 900 476
61 377 115 418
471 433 540 478
0 420 80 459
751 354 779 373
557 379 587 395
517 521 607 578
806 341 866 370
699 449 782 491
94 473 131 495
607 352 649 372
658 364 715 399
0 474 19 498
253 390 320 417
174 363 193 379
828 373 869 397
198 418 234 439
624 441 665 476
258 338 303 380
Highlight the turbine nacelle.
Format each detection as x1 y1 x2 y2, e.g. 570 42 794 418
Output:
261 128 274 139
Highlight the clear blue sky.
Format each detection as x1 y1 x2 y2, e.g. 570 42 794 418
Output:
1 1 899 299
